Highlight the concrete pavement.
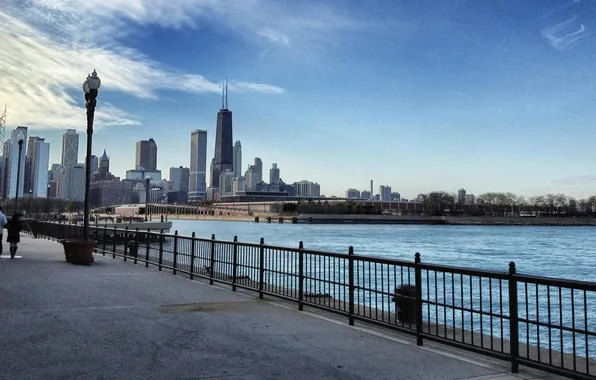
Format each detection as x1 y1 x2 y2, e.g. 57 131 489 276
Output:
0 235 566 380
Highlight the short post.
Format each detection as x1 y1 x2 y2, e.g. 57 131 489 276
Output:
112 225 117 258
189 232 196 279
158 230 164 271
259 237 265 299
209 234 215 285
298 241 304 311
123 226 129 261
145 228 150 267
509 262 519 373
232 236 238 291
348 246 355 326
415 252 423 346
134 227 139 264
172 230 178 275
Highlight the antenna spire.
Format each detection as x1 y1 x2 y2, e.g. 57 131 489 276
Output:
225 76 228 109
221 81 225 109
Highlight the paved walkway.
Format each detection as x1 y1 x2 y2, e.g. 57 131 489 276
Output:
0 235 566 380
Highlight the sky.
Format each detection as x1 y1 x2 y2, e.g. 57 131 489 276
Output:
1 0 595 199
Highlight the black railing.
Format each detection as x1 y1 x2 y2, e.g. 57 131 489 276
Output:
25 220 596 379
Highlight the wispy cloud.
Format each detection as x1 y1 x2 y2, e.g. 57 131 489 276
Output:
542 17 588 51
0 0 290 131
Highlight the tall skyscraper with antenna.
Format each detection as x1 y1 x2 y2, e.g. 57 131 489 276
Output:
210 78 233 188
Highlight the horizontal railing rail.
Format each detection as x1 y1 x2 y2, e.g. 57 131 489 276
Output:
24 220 596 380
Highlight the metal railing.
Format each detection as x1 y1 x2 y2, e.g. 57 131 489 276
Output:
26 220 596 379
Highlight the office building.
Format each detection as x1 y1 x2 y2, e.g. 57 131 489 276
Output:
292 180 321 198
90 155 99 174
98 150 111 181
458 188 467 204
361 190 371 200
233 140 242 178
219 169 235 196
29 137 50 197
6 127 28 199
391 192 401 201
210 82 233 188
0 139 11 199
189 129 207 202
135 138 158 171
57 164 85 201
379 185 392 201
244 157 262 190
270 163 280 184
61 129 79 168
170 166 190 193
345 189 361 199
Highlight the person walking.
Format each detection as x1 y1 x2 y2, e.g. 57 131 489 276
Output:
0 207 7 256
5 214 22 259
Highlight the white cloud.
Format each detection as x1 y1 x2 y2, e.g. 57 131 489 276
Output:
542 18 588 51
0 0 288 131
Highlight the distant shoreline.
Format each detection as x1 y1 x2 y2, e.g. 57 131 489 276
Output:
161 214 596 226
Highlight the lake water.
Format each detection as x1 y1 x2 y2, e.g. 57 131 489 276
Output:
170 220 595 282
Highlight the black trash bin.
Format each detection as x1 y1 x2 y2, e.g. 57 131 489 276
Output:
392 284 417 323
127 238 138 258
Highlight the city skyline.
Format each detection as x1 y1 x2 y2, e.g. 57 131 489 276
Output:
1 1 596 198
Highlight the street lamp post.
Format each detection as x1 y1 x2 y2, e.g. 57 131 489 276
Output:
82 70 101 240
145 176 150 222
28 190 32 214
14 137 24 214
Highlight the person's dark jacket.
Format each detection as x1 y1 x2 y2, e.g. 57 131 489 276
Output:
6 220 22 243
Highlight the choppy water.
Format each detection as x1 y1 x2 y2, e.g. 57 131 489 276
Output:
170 220 595 281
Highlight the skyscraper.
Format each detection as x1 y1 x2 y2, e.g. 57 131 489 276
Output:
90 155 99 175
189 130 207 202
31 138 50 197
210 81 233 188
270 163 280 184
379 185 392 201
61 129 79 168
244 157 262 190
0 139 11 199
7 127 28 199
24 136 50 197
135 138 157 171
233 140 242 178
98 150 110 180
170 166 190 193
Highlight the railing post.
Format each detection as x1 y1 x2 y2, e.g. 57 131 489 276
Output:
112 226 117 258
415 252 423 346
123 226 129 261
134 227 139 265
209 234 215 285
145 228 151 267
189 232 196 279
158 230 164 271
298 241 304 311
102 224 107 255
232 236 238 291
348 246 355 326
172 230 178 275
259 237 265 299
509 262 519 373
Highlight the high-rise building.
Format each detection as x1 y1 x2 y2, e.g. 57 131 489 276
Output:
391 192 401 201
269 163 280 184
345 189 361 199
28 137 50 197
189 130 207 202
244 157 262 190
233 140 242 178
210 82 233 188
98 150 111 181
57 164 85 201
458 188 467 204
170 166 190 193
361 190 371 200
0 139 11 199
135 138 157 171
292 180 321 198
219 169 235 196
379 185 392 201
90 155 99 175
6 127 28 199
61 129 79 168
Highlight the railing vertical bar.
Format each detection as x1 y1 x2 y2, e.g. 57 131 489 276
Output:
415 252 422 346
559 287 564 369
547 285 552 366
258 237 264 299
434 270 438 336
443 272 447 339
500 279 504 353
123 226 129 261
460 274 465 343
452 272 456 340
536 283 541 363
480 277 484 349
102 225 107 255
298 242 304 310
134 227 139 265
509 262 519 374
525 282 530 359
190 232 196 279
172 230 178 275
158 230 163 271
571 288 576 372
145 228 150 267
470 274 474 346
348 246 354 326
232 236 238 291
584 289 589 375
489 278 493 351
209 234 215 285
112 226 116 258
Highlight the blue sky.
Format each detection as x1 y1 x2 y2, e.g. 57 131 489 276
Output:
1 0 595 199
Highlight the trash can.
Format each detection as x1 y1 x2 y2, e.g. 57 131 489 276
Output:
392 284 417 323
127 238 138 258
